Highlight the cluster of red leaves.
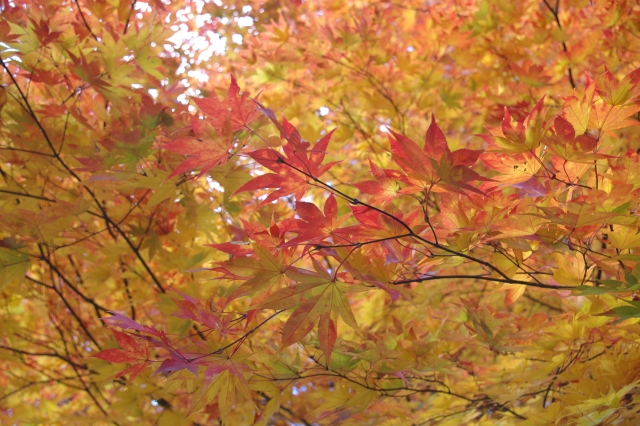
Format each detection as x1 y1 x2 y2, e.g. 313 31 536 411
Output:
94 68 640 423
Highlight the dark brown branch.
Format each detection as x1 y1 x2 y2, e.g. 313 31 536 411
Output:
0 381 44 402
524 294 563 312
39 245 102 349
311 234 412 250
191 310 285 361
37 247 110 314
0 345 87 370
0 188 56 202
123 1 138 34
541 0 576 89
393 274 566 290
73 0 99 42
0 146 55 157
85 209 165 293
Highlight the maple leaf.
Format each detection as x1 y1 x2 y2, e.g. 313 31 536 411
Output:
551 157 591 183
263 15 290 46
220 244 291 304
169 290 244 337
73 156 106 172
462 302 520 353
342 248 407 302
20 68 64 86
66 49 109 90
334 204 418 247
481 97 552 153
353 159 410 207
535 202 615 230
500 283 526 305
317 311 337 364
164 114 234 178
480 151 542 187
587 184 640 214
206 241 253 257
562 79 597 135
92 330 149 384
282 194 350 247
30 17 62 46
254 393 281 426
185 356 254 417
257 261 360 360
239 219 287 250
553 252 596 287
0 21 19 43
588 102 640 137
389 115 488 195
192 74 259 131
545 115 601 162
597 67 640 106
608 148 640 186
155 355 199 376
0 248 29 290
101 312 164 337
236 118 338 204
510 60 552 87
607 225 640 250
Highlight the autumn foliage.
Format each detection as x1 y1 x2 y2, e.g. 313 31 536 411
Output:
3 0 640 425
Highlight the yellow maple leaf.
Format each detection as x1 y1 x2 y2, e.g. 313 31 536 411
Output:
553 252 596 286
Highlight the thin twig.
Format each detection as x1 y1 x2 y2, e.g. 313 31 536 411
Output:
0 189 56 202
123 1 138 34
73 0 99 42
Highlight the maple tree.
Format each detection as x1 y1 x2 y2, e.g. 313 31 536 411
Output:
3 0 640 425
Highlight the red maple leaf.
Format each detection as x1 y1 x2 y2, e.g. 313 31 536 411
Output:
388 115 489 195
282 194 351 247
30 17 62 46
236 115 338 204
192 74 259 131
164 114 233 178
67 49 109 90
92 330 149 384
354 159 415 207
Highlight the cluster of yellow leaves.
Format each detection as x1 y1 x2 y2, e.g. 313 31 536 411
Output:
2 0 640 425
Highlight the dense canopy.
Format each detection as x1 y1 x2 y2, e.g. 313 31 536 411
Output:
2 0 640 425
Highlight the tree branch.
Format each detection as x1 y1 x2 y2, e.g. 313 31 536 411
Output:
73 0 99 42
0 188 56 202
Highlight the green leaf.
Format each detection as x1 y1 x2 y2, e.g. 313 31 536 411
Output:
330 351 359 371
597 305 640 320
0 248 30 289
573 280 640 295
